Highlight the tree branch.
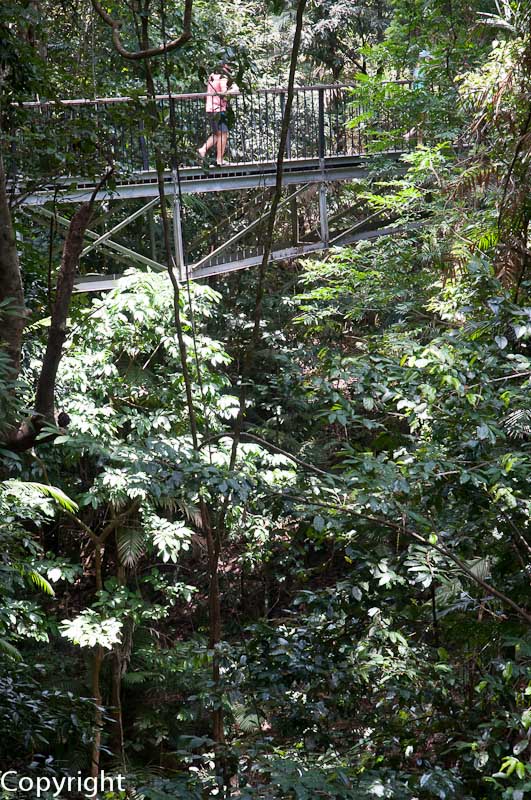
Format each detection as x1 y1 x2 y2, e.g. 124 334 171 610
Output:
278 491 531 626
90 0 193 60
63 499 141 546
200 431 332 479
99 499 141 544
225 0 308 478
0 149 27 376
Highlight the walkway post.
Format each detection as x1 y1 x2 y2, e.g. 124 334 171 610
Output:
281 90 298 244
318 88 329 247
172 170 185 282
319 183 329 246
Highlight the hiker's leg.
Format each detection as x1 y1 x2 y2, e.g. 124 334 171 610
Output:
216 132 228 164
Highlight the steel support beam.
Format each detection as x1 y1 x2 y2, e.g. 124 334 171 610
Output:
71 223 419 292
28 206 167 271
81 197 159 256
191 224 413 279
192 183 311 272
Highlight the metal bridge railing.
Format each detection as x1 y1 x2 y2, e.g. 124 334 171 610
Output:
9 84 413 180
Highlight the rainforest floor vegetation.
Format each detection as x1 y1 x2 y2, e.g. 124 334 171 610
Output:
1 0 531 797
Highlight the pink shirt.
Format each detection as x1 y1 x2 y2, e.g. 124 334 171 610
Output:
205 73 238 113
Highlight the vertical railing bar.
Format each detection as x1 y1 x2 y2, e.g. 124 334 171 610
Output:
255 91 259 163
265 90 270 161
269 91 274 160
303 91 307 158
139 119 148 171
264 91 268 162
318 87 325 161
313 89 318 159
297 91 301 158
257 92 262 162
335 91 339 156
272 91 276 159
280 91 291 159
129 111 135 170
358 94 363 153
325 89 334 156
248 93 253 163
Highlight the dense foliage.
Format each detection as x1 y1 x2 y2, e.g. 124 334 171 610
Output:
1 0 531 798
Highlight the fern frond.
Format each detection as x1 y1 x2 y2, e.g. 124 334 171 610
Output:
4 480 79 513
122 671 152 685
503 409 531 439
448 164 499 200
177 501 203 529
117 527 146 568
27 569 55 596
232 703 261 733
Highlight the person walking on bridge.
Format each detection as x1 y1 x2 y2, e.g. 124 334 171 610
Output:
198 61 239 167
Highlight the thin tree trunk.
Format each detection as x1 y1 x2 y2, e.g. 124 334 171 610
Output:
227 0 308 463
91 645 104 779
110 650 126 768
2 170 111 450
34 201 94 419
110 544 126 768
0 151 26 376
91 542 104 778
141 45 227 778
211 2 308 787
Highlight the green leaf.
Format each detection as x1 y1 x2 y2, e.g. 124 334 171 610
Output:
4 480 79 513
0 638 22 661
27 570 55 596
521 708 531 730
117 528 146 568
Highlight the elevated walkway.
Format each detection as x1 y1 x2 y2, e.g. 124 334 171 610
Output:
20 153 396 205
12 84 414 284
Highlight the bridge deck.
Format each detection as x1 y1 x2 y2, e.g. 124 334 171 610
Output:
12 84 412 205
12 84 415 283
19 153 404 205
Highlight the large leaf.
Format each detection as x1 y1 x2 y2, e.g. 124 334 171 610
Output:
27 569 55 596
117 527 146 568
4 480 79 513
0 638 22 661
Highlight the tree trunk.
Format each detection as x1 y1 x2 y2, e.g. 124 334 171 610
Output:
206 524 224 747
0 151 26 376
2 170 111 450
90 542 104 779
110 543 126 768
91 644 104 779
110 649 126 768
34 201 93 419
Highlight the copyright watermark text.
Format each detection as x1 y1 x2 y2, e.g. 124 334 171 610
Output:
0 771 125 798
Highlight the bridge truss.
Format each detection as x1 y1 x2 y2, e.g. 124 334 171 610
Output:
12 84 414 290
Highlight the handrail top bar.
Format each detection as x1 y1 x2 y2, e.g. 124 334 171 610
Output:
16 81 411 109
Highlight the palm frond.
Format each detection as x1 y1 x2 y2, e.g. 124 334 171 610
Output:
503 409 531 439
177 501 203 529
117 528 146 568
0 638 22 661
4 480 79 513
27 569 55 596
